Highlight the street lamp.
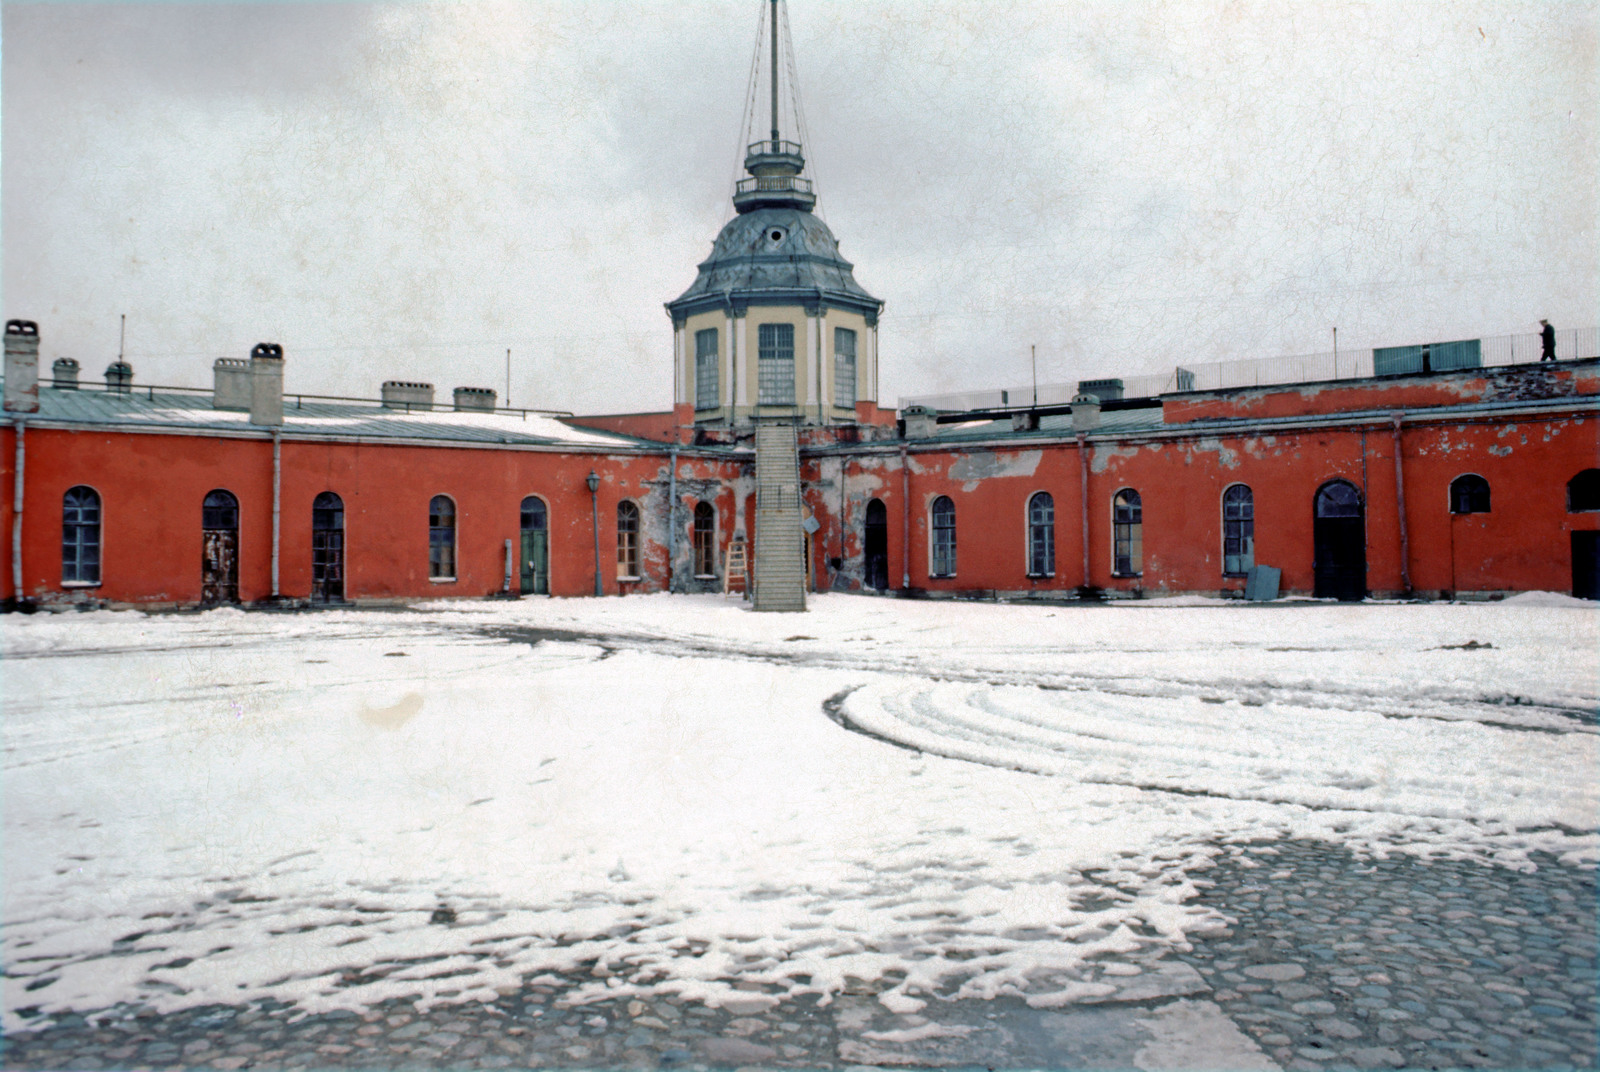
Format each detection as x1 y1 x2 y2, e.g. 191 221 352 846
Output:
586 469 602 597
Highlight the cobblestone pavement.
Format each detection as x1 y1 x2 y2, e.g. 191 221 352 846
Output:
4 840 1593 1071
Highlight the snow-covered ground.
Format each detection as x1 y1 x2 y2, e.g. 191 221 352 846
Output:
3 593 1595 1033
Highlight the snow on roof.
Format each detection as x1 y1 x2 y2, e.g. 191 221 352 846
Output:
18 386 646 449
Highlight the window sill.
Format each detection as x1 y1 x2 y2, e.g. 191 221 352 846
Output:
1111 573 1143 579
61 580 102 589
930 574 955 580
1026 573 1055 580
693 574 718 580
429 577 457 584
1222 572 1249 579
617 575 643 583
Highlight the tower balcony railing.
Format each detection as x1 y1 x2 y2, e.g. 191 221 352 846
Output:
747 139 804 158
736 175 814 196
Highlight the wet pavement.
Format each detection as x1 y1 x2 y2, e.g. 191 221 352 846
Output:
3 839 1593 1071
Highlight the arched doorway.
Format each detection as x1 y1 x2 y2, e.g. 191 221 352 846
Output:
520 496 548 594
1313 480 1365 601
201 489 240 604
863 498 889 590
311 492 344 603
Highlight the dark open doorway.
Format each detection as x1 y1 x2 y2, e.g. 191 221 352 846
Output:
311 491 345 603
1573 532 1600 600
1313 480 1366 601
863 498 889 590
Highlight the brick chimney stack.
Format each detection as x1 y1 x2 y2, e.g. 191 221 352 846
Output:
4 320 40 413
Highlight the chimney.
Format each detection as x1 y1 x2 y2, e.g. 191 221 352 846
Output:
213 357 251 410
52 357 80 390
104 360 133 394
4 320 40 413
1071 392 1101 433
453 386 497 413
249 343 284 426
902 404 937 440
382 380 434 411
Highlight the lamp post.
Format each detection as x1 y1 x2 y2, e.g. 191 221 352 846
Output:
587 469 602 597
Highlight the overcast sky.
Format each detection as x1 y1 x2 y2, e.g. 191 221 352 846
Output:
4 1 1595 414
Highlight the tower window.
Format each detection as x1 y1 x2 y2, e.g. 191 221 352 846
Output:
758 323 795 405
1113 489 1143 576
834 327 857 407
695 328 719 411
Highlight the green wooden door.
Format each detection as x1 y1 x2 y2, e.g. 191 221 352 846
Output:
520 495 549 595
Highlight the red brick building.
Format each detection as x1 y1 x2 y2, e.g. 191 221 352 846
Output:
3 319 1597 609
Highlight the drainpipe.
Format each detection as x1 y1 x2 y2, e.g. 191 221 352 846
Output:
1077 433 1091 588
11 419 23 604
587 469 602 596
1392 413 1410 595
900 445 910 590
667 444 679 593
271 430 281 600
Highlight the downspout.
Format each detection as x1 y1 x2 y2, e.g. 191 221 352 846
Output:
1077 433 1091 589
900 445 910 590
11 419 24 604
590 476 603 597
667 444 679 593
271 429 282 600
1392 413 1410 595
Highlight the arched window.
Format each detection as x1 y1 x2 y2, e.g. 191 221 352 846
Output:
1316 481 1363 518
1222 484 1254 575
930 496 956 577
62 486 101 585
617 500 641 579
1569 469 1600 513
311 491 344 603
201 489 240 604
1027 492 1054 577
692 501 716 578
428 495 456 580
1113 488 1142 576
1449 474 1491 515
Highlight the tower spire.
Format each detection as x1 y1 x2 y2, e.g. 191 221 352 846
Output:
769 0 780 146
733 0 816 213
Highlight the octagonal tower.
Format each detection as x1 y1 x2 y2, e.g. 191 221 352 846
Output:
666 3 883 429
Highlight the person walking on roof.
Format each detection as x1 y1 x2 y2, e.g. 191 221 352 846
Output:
1540 319 1557 361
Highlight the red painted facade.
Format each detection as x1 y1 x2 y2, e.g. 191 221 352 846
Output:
3 359 1597 607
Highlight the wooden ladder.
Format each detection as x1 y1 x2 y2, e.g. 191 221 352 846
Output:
723 537 749 599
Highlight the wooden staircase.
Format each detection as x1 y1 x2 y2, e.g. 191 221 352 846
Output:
752 419 806 612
